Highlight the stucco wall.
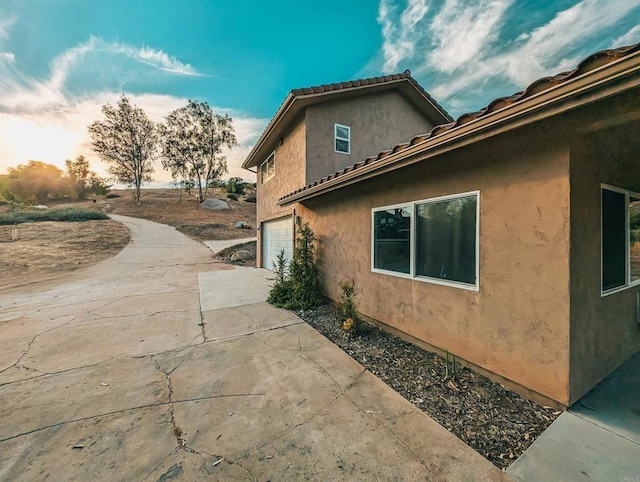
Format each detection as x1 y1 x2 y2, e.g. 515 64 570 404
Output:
304 90 436 185
298 127 572 404
569 120 640 403
256 115 306 267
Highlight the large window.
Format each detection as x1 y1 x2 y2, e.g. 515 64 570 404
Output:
372 192 479 290
601 184 640 295
335 124 350 154
260 152 275 185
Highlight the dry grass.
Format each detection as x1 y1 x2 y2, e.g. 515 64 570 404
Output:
0 220 130 287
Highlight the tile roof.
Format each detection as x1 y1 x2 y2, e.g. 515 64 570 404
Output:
278 43 640 205
289 70 452 122
242 70 452 169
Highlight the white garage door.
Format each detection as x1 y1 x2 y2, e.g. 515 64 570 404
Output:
262 216 293 270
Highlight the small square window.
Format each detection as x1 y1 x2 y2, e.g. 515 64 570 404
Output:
335 124 350 154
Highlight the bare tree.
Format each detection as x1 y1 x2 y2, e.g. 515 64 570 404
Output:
158 100 237 204
88 95 156 205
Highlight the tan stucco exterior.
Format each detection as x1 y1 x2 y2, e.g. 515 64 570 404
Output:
569 104 640 403
248 50 640 406
304 91 436 185
297 125 573 404
255 89 440 268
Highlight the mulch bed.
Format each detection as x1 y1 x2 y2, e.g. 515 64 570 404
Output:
295 304 561 470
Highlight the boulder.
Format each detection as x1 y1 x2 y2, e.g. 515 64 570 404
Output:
201 199 230 211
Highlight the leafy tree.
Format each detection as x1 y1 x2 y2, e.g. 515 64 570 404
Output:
225 177 246 195
64 155 91 199
6 161 63 204
64 155 110 199
88 95 156 205
159 100 237 204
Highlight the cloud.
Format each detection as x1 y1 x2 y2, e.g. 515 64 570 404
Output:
0 15 17 39
0 35 263 183
612 25 640 47
427 0 513 74
378 0 431 72
374 0 640 116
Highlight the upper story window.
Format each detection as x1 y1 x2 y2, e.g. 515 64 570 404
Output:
335 124 350 154
372 191 479 291
601 184 640 295
260 152 275 185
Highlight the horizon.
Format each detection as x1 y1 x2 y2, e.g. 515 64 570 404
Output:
1 1 639 183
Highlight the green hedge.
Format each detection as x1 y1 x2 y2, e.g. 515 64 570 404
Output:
0 207 109 225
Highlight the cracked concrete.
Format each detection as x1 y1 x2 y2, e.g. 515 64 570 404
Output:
0 214 507 481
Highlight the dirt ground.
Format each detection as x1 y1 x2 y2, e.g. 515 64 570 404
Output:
0 220 130 288
0 188 257 287
72 188 257 241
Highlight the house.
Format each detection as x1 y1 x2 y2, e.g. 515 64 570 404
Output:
241 71 452 270
244 43 640 407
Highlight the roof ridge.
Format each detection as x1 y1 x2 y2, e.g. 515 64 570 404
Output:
278 42 640 204
289 70 413 96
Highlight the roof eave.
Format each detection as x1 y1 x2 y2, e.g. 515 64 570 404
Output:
278 51 640 207
242 76 451 170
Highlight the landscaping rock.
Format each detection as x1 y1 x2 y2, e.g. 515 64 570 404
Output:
200 199 229 211
234 221 250 229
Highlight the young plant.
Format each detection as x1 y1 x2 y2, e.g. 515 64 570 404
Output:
337 279 364 335
266 221 324 310
267 250 292 307
287 222 324 310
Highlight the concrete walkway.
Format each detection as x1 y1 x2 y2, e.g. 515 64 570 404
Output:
507 353 640 481
0 215 506 481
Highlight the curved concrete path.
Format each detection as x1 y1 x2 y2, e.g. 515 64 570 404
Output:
0 215 507 481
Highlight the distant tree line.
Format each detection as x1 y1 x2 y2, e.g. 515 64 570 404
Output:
88 95 238 206
0 156 110 205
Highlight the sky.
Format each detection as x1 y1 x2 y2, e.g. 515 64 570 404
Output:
0 0 639 185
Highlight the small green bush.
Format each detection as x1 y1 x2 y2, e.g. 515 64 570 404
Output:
267 221 324 310
0 207 109 225
227 193 238 201
105 193 120 199
336 279 364 335
267 250 292 307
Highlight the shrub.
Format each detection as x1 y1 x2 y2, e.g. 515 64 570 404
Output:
105 192 120 199
245 195 256 203
227 193 238 201
336 279 364 335
267 221 324 310
0 207 109 225
267 250 292 307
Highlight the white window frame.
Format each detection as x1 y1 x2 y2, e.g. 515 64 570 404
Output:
371 191 480 291
259 151 275 185
601 183 640 297
334 123 350 154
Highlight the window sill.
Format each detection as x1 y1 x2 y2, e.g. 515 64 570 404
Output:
601 279 640 297
372 268 479 292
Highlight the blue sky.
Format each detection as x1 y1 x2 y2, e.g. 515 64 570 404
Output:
1 0 639 182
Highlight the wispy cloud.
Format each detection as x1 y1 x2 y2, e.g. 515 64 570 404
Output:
0 35 261 181
374 0 640 117
427 0 513 74
0 15 17 39
612 25 640 47
379 0 431 72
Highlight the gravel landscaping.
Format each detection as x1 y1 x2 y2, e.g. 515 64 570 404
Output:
295 304 561 470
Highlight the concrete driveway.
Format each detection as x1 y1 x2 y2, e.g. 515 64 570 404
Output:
0 215 506 481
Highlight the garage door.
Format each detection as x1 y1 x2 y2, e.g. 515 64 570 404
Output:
262 216 293 270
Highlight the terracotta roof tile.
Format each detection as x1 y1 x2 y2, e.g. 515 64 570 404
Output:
279 43 640 204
